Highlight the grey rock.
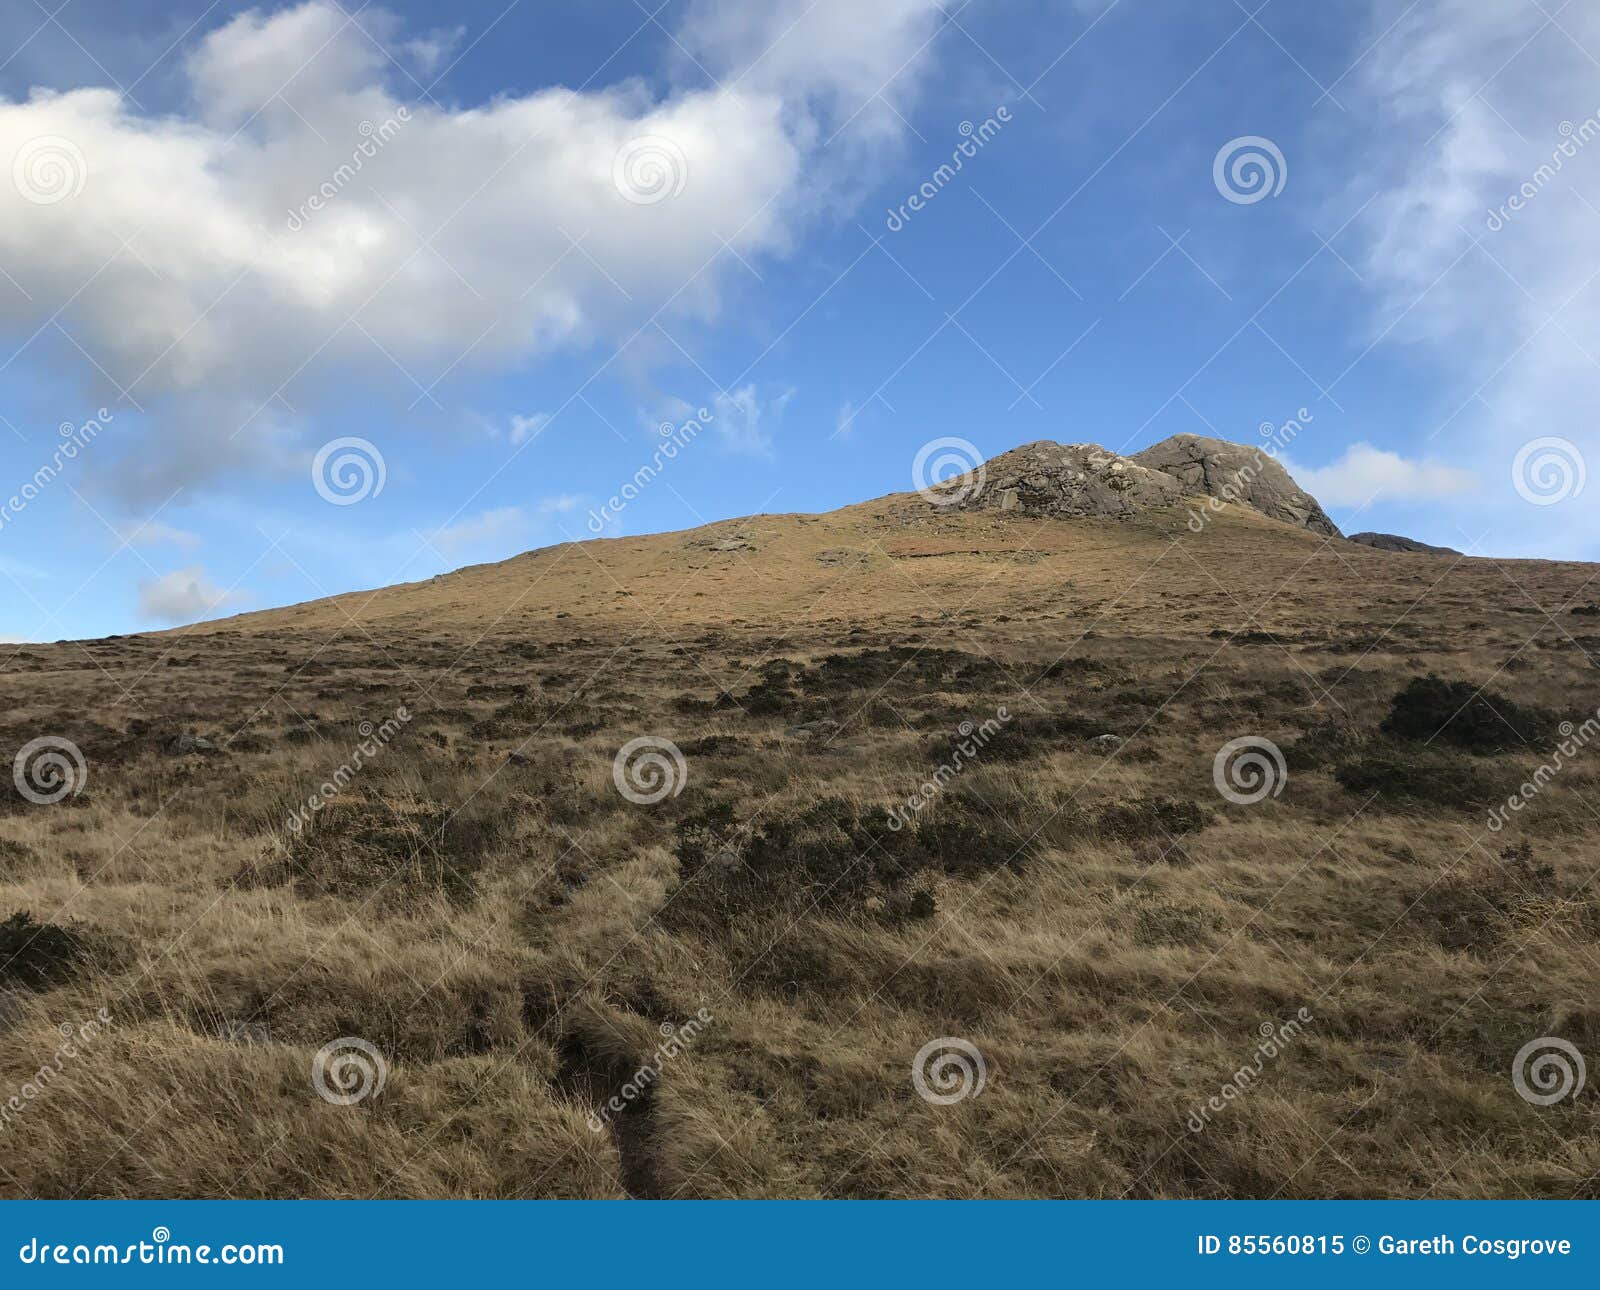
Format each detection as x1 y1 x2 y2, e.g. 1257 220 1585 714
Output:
950 442 1187 521
1131 433 1342 537
167 732 217 755
784 718 841 741
707 537 755 553
1089 733 1122 751
1347 531 1461 556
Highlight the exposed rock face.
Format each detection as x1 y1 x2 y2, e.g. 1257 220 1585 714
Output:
932 435 1340 535
951 442 1186 520
1131 433 1341 537
1348 532 1461 556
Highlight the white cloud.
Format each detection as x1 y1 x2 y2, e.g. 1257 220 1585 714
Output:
711 383 794 456
402 26 465 78
114 519 201 549
680 0 950 142
509 412 553 446
426 505 533 558
136 567 236 624
0 0 950 503
426 495 588 561
1351 0 1600 551
1287 443 1476 507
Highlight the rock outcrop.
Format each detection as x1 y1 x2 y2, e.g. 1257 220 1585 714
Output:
932 435 1341 536
1131 433 1341 537
1348 532 1460 556
949 442 1186 520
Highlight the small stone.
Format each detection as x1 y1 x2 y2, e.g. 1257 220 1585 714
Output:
167 732 216 755
816 547 871 567
784 718 841 740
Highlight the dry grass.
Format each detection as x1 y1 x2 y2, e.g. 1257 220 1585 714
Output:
1 498 1598 1197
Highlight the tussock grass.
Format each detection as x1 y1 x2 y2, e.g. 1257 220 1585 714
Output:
2 520 1598 1198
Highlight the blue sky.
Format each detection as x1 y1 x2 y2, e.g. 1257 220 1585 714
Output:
0 0 1594 641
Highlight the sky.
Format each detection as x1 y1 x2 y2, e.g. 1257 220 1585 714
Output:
0 0 1594 642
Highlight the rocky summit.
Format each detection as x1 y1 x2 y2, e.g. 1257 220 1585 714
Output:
953 441 1185 520
938 434 1340 538
3 432 1597 1204
1131 433 1342 537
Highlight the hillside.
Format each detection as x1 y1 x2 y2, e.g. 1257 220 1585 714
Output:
1 440 1597 1199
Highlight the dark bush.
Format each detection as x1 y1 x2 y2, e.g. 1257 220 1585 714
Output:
971 712 1108 762
1334 751 1497 809
1409 843 1561 953
245 791 500 903
1095 796 1208 841
1284 723 1366 772
800 647 1003 695
667 793 1029 931
0 912 91 990
1380 676 1551 754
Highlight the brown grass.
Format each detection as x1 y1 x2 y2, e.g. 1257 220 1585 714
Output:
0 497 1597 1197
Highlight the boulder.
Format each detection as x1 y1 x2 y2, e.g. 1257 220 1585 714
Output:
166 732 217 756
1131 433 1341 536
948 442 1186 520
1347 532 1460 556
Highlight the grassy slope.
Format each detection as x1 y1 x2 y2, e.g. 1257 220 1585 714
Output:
0 495 1597 1198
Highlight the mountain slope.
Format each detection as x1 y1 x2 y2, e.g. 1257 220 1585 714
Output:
2 438 1597 1200
193 439 1506 638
